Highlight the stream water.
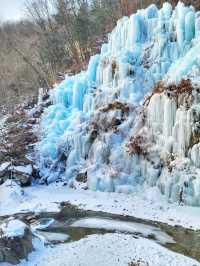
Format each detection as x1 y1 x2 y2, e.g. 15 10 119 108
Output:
3 204 199 263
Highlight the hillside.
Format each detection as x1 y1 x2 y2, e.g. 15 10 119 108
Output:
1 1 200 115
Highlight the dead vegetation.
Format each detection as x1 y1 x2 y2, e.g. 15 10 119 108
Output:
88 116 124 136
190 130 200 148
112 61 118 78
128 260 150 266
144 79 195 107
126 135 148 156
0 91 51 184
165 153 176 173
101 101 129 114
0 112 37 165
167 79 193 95
0 92 46 167
189 123 200 149
86 101 130 135
187 104 200 148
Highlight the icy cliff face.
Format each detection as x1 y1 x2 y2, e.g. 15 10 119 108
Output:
38 2 200 206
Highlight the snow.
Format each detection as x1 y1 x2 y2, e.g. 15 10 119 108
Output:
0 162 10 172
0 178 30 203
1 219 27 238
0 115 8 128
14 165 33 175
0 180 28 212
1 183 200 230
19 233 199 266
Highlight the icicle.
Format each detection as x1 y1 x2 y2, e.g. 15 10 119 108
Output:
72 78 87 110
163 96 177 138
87 54 100 83
185 11 195 42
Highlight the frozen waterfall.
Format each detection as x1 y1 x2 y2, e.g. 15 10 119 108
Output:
37 2 200 206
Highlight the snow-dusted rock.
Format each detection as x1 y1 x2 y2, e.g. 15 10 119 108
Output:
1 219 27 238
0 219 33 264
0 162 10 172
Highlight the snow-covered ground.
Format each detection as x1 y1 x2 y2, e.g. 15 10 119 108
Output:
1 180 200 230
1 183 199 266
17 233 199 266
0 115 8 127
0 115 8 142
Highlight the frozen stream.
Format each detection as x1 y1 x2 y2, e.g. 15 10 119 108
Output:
2 204 200 264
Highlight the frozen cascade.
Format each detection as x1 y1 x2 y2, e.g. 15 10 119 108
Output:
38 2 200 206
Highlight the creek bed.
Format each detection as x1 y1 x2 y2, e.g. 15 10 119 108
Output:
1 203 200 264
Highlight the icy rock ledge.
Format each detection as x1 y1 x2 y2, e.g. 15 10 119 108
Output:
37 2 200 206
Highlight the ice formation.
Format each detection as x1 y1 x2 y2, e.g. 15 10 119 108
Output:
38 2 200 206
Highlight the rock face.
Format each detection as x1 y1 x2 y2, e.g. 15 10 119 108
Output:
36 3 200 205
0 88 50 186
0 219 33 265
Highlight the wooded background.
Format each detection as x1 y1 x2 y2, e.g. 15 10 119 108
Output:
0 0 199 113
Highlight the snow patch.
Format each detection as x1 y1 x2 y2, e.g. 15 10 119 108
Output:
19 233 199 266
1 219 27 238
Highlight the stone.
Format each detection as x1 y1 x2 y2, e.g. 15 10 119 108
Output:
76 171 87 183
16 173 32 187
0 220 33 265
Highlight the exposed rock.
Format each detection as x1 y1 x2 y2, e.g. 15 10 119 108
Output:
14 172 32 187
101 101 129 114
0 219 33 265
0 163 33 186
126 135 148 156
0 88 51 186
32 166 41 179
76 171 87 183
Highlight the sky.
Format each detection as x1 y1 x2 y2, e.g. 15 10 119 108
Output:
0 0 25 21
